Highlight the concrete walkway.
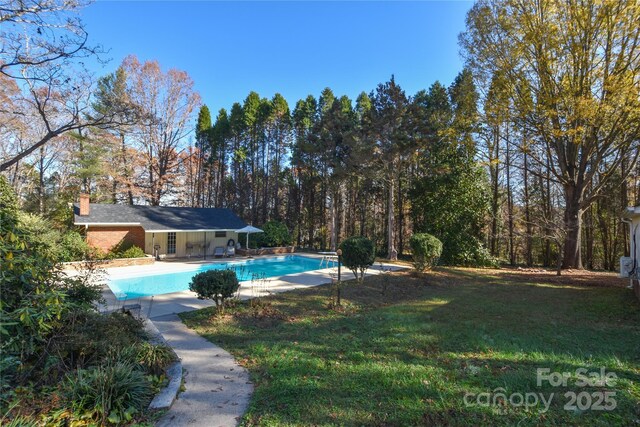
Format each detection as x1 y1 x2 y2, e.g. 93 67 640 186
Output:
154 314 252 427
84 256 407 426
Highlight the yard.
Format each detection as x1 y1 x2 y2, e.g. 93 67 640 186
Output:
181 267 640 426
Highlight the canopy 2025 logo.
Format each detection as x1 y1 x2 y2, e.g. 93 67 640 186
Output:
463 367 617 414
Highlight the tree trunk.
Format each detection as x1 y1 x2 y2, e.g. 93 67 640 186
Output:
523 148 533 266
489 126 500 256
387 172 396 260
506 127 515 265
584 204 594 269
622 159 630 256
38 146 45 215
329 189 337 251
562 189 583 269
120 133 134 205
397 172 404 256
543 157 552 267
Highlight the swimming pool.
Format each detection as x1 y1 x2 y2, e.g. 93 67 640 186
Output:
108 255 337 300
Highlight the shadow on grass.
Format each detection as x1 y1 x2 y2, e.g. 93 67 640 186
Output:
181 268 640 426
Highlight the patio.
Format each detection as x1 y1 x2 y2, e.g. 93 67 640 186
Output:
99 254 406 319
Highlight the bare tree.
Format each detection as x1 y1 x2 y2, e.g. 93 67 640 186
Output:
0 0 135 172
122 55 201 205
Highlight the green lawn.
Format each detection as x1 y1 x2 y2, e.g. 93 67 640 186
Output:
180 267 640 426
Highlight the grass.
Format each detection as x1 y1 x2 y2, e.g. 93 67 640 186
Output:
180 267 640 426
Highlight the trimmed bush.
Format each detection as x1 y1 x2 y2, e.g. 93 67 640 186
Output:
105 241 146 260
189 269 240 313
409 233 443 272
339 236 375 283
256 221 292 247
118 245 146 259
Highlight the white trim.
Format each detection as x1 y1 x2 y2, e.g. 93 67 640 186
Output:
74 222 142 226
73 224 242 232
143 229 239 233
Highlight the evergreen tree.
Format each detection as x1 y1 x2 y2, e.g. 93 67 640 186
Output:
410 73 491 265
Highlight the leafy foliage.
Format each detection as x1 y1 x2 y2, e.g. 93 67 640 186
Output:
409 233 442 272
117 245 146 259
339 236 375 283
409 76 493 267
461 0 640 268
256 221 292 247
189 269 240 313
0 178 165 425
59 231 90 262
12 211 88 262
135 342 176 376
63 362 153 425
104 241 147 260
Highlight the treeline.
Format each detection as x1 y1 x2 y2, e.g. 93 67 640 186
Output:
4 0 639 270
461 0 640 269
8 63 638 269
183 71 492 264
7 66 493 265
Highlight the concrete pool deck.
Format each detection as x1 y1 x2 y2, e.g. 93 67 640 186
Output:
98 254 405 319
81 254 407 427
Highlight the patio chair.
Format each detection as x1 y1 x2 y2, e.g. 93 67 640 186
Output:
186 242 194 258
213 246 225 258
226 245 236 257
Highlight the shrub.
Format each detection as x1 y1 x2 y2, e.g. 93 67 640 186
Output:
409 233 443 272
339 236 375 283
136 342 176 375
63 362 153 425
59 231 90 262
444 236 498 267
256 221 292 247
59 275 105 308
118 245 146 259
104 240 146 260
189 269 240 314
17 212 62 261
50 311 146 371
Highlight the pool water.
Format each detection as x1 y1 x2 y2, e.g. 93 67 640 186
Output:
108 255 337 300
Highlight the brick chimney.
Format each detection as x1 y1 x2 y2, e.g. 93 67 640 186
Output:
79 194 90 216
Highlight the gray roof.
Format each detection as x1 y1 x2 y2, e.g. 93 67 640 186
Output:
74 204 247 231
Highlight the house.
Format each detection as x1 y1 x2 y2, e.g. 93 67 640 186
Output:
622 206 640 301
73 194 247 258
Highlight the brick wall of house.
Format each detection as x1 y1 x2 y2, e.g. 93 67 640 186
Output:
86 226 146 253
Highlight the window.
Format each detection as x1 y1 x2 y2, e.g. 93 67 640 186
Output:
167 232 176 254
215 231 227 238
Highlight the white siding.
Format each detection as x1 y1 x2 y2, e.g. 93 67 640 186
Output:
144 231 239 258
632 218 640 269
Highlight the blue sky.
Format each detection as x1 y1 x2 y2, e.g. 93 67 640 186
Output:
82 1 472 114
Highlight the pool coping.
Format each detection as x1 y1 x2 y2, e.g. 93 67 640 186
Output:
97 253 406 319
92 254 407 425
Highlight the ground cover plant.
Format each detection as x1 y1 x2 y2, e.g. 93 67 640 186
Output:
0 177 174 425
182 267 640 426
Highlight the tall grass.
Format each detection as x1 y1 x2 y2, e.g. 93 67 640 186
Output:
64 362 153 425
